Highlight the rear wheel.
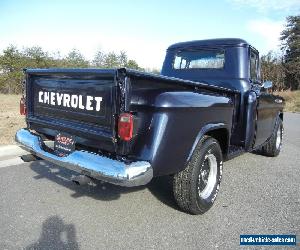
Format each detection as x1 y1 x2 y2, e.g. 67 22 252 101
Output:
173 136 223 214
260 118 283 157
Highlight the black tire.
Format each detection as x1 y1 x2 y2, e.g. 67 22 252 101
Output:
173 136 223 214
260 118 283 157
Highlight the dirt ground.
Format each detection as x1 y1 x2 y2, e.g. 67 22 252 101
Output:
0 94 26 145
274 90 300 113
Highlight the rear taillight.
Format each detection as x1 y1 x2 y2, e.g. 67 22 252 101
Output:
20 96 26 115
118 113 133 141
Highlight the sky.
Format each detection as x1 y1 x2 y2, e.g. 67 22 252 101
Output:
0 0 299 69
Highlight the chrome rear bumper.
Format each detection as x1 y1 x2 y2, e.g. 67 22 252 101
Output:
15 129 153 187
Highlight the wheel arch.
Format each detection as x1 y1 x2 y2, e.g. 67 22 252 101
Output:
186 123 230 164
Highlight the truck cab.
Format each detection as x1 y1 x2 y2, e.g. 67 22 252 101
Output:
162 38 283 153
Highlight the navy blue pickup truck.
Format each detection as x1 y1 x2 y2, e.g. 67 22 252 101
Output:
16 38 284 214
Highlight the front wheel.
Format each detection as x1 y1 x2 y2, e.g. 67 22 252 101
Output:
173 136 223 214
260 118 283 157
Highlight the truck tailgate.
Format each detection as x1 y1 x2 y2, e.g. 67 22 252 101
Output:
25 69 118 151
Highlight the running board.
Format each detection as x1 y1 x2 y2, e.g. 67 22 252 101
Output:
226 145 245 160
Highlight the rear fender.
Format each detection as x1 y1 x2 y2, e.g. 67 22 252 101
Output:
186 123 229 164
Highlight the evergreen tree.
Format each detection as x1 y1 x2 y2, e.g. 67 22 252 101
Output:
64 49 89 68
280 15 300 90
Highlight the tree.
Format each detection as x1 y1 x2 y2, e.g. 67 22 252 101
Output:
0 45 24 93
23 46 49 67
64 49 89 67
0 45 142 93
102 52 119 68
92 50 105 67
125 59 140 70
280 15 300 90
91 50 141 70
260 51 285 91
118 51 128 67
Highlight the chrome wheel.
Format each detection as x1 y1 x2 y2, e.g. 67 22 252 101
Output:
276 126 282 150
198 153 217 199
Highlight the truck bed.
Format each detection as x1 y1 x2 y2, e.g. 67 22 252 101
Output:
25 68 238 162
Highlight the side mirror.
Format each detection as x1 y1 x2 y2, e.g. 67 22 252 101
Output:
262 81 273 89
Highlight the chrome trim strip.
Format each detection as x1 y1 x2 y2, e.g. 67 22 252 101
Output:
15 129 153 187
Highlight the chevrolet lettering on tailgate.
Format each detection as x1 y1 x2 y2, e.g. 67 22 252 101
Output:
38 91 103 111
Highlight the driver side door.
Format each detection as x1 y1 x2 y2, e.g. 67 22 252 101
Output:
251 49 278 148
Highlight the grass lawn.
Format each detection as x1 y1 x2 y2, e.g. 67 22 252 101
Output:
0 91 299 145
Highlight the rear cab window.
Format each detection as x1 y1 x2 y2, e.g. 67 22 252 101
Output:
173 49 225 70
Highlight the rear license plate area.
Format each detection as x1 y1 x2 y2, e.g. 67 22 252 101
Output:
54 132 75 156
